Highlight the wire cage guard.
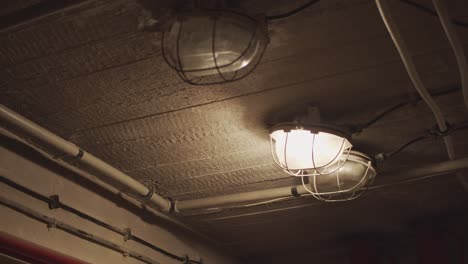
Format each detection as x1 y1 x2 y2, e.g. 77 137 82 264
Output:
161 9 268 85
270 124 353 177
301 150 376 202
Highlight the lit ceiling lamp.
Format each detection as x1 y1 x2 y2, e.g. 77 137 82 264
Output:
269 107 377 201
161 10 268 85
270 122 352 176
301 150 376 202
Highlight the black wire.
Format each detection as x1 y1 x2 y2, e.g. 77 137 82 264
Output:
0 175 201 264
380 121 468 160
385 134 429 159
452 122 468 131
129 235 186 262
400 0 468 28
354 87 461 133
59 202 127 235
360 101 407 129
0 197 157 264
264 0 468 26
0 176 51 204
266 0 320 21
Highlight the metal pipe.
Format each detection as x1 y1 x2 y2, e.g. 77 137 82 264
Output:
0 175 201 264
175 185 308 212
0 106 79 157
432 0 468 111
375 0 468 192
0 105 171 212
175 157 468 211
377 157 468 181
0 195 160 264
0 129 213 242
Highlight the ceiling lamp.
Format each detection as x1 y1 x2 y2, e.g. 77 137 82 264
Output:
162 10 268 85
270 123 352 176
301 150 376 202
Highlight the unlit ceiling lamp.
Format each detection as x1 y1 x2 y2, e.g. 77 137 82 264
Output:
161 10 268 85
301 150 376 202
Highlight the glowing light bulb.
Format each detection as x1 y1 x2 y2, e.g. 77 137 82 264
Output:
270 129 352 171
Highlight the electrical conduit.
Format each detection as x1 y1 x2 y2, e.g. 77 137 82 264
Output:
0 105 171 211
175 157 468 211
2 105 468 213
0 107 216 241
0 198 160 264
432 0 468 111
1 131 211 241
0 176 202 264
375 0 468 192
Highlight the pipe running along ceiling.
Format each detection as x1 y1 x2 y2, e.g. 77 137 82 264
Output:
1 0 468 260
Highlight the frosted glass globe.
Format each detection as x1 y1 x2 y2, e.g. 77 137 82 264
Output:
271 129 352 171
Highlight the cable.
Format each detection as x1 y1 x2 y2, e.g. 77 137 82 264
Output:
204 197 293 211
0 129 213 242
186 168 462 215
400 0 468 28
432 0 468 110
354 87 460 133
0 195 159 264
265 0 468 25
266 0 320 21
181 197 296 216
375 0 468 192
376 122 468 161
189 121 468 215
453 122 468 131
384 134 429 159
365 172 455 190
357 101 407 132
0 175 202 264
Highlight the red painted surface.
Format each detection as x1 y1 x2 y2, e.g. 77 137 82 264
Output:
416 227 448 264
454 237 466 264
349 239 379 264
0 231 90 264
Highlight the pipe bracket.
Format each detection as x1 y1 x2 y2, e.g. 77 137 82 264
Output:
139 188 154 201
75 149 84 159
428 122 452 137
123 228 131 242
48 195 60 210
168 198 176 214
291 186 301 197
46 220 57 230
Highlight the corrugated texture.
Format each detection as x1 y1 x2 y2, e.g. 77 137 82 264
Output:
1 0 468 261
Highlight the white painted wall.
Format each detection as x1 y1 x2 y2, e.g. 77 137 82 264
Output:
0 144 241 264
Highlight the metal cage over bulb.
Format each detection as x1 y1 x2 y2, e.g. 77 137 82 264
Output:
162 10 268 85
270 123 353 176
301 150 376 202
